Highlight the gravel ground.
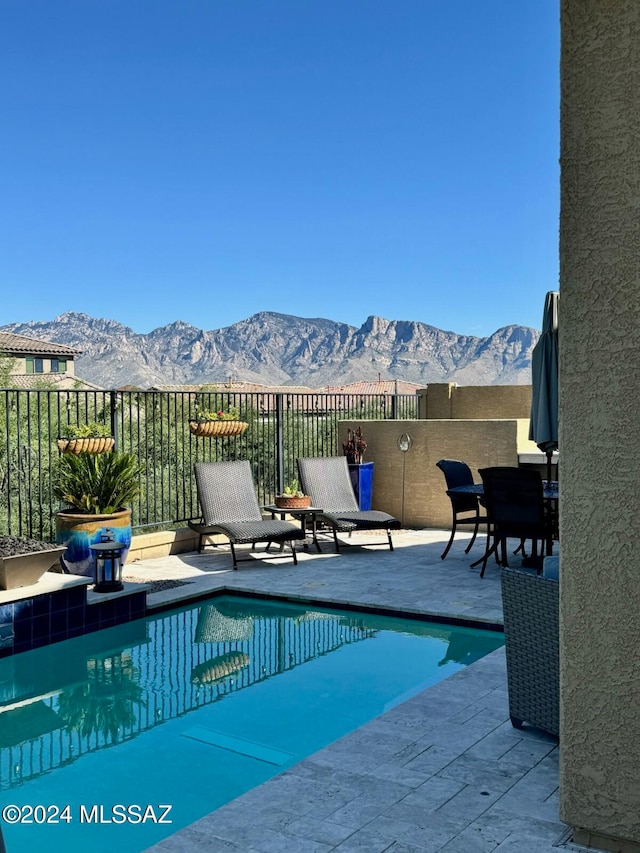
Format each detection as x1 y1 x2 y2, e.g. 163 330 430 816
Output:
0 536 58 557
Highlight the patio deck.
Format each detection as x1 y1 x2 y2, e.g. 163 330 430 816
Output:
135 528 579 853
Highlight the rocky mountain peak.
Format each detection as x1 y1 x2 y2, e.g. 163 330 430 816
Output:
0 312 539 389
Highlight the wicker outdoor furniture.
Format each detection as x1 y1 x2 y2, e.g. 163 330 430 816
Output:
296 456 400 553
500 567 559 737
188 461 305 570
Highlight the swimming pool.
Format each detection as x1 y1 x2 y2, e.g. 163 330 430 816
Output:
0 595 503 852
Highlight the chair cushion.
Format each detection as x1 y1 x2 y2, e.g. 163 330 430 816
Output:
323 510 401 530
190 519 304 545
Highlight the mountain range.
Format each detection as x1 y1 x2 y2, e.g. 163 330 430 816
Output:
0 312 539 389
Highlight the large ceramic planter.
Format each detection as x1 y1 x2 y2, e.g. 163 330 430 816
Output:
348 462 374 511
55 508 132 578
0 546 66 591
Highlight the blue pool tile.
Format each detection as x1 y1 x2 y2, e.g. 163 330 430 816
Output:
97 600 116 621
67 605 85 631
50 631 69 646
32 614 50 640
13 617 32 644
33 595 51 617
0 604 14 625
13 599 33 621
50 590 69 611
0 624 15 648
50 609 68 635
67 586 87 607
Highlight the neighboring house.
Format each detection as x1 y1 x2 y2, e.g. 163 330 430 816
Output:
0 331 101 389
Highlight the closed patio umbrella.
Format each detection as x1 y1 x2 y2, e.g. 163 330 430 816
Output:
529 291 560 484
529 291 559 558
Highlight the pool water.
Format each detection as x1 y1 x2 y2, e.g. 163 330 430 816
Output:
0 596 503 852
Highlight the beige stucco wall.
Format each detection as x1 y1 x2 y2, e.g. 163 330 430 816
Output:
560 2 640 849
418 383 533 420
341 419 520 528
126 528 200 563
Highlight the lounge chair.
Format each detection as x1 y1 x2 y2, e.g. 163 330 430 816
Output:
296 456 400 552
188 461 305 570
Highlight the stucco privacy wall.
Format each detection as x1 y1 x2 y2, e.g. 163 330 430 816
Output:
340 419 519 529
418 383 532 420
561 1 640 850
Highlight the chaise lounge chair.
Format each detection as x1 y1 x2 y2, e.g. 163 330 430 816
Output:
188 461 305 570
296 456 400 552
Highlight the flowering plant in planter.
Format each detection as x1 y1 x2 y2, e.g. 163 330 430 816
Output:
192 405 241 422
189 405 248 437
343 427 367 465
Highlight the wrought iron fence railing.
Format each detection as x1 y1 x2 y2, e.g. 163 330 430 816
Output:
0 389 418 540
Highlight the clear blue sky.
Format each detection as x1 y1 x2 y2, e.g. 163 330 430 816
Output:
1 0 559 337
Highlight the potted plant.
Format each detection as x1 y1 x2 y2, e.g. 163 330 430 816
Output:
275 479 311 510
188 405 249 438
342 427 367 465
53 450 142 578
57 422 115 455
342 426 374 511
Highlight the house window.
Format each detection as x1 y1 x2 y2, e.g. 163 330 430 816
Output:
50 358 67 374
26 357 44 374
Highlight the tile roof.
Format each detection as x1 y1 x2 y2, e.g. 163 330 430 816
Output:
150 382 316 394
149 381 422 395
0 331 81 357
7 374 103 390
322 380 423 395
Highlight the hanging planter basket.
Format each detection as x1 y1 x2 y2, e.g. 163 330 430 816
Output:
56 437 116 455
188 420 249 438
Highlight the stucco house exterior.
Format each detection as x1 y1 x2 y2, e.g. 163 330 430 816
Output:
0 331 101 389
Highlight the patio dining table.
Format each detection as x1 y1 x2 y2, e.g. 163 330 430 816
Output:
447 480 559 564
446 480 559 502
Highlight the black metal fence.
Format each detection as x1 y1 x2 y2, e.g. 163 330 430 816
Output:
0 388 418 540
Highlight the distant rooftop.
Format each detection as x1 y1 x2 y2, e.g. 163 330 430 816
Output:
323 379 423 395
149 380 422 395
0 331 81 357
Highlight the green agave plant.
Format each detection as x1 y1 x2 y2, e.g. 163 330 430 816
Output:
53 450 142 514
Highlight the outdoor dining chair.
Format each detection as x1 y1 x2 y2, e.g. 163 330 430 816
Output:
296 456 400 552
477 466 548 578
188 461 305 570
436 459 488 560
